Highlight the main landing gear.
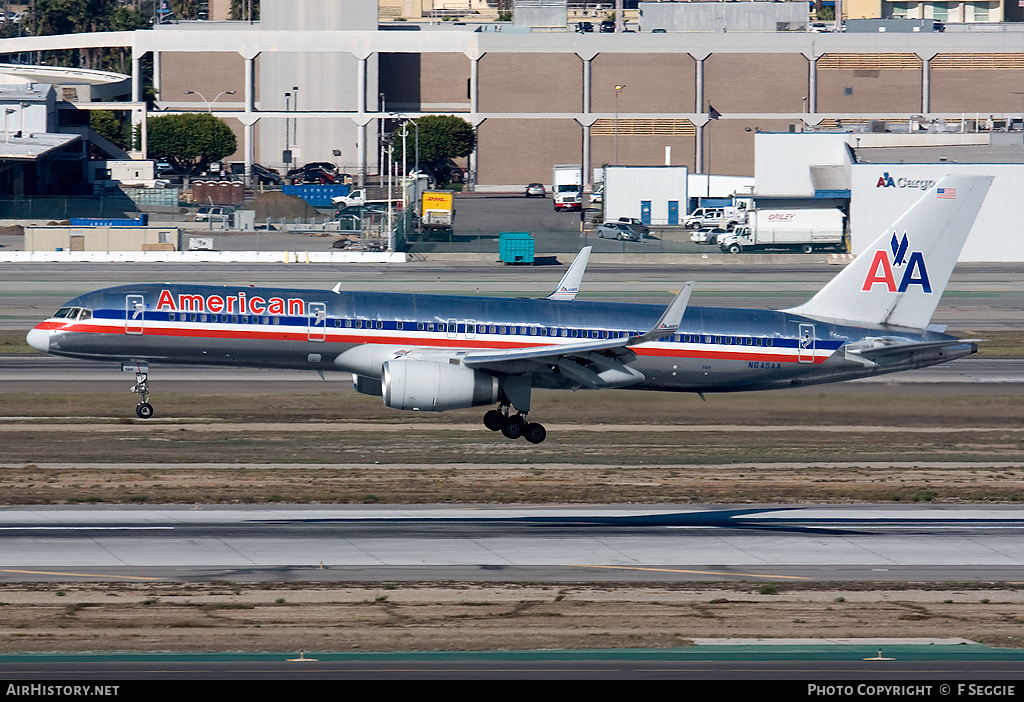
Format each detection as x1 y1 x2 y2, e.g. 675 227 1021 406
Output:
130 368 154 419
483 404 547 444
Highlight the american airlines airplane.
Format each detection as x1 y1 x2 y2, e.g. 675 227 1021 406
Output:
26 175 991 444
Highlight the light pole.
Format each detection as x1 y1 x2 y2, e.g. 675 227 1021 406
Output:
614 84 626 164
183 90 236 113
284 91 291 167
4 107 14 143
291 85 299 160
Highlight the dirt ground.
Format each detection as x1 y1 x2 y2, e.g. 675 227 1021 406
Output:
1 581 1023 653
3 384 1024 653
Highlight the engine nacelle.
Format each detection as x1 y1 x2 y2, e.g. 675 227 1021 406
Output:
352 374 383 397
382 359 500 412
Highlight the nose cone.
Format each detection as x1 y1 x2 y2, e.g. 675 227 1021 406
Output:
26 327 50 353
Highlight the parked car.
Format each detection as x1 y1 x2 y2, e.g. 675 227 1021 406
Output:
193 206 233 223
690 227 729 245
575 21 593 33
617 217 648 235
596 221 643 241
251 163 282 185
599 20 615 33
525 183 546 198
286 163 338 184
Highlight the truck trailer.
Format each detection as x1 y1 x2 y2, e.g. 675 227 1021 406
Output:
419 190 455 235
718 208 845 254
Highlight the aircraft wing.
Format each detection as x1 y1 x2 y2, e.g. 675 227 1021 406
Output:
843 336 982 366
457 283 693 388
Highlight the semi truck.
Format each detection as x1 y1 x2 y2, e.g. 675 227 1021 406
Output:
551 164 582 212
717 208 845 254
419 190 455 235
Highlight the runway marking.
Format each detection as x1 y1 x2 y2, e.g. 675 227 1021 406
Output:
0 569 162 581
570 564 811 580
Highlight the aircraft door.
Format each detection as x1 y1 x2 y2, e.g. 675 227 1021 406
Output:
308 302 326 342
798 323 815 363
125 294 144 335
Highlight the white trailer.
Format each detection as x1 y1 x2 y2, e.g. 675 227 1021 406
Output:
603 166 688 226
718 208 845 254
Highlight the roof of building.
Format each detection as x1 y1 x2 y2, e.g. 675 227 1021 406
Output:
0 132 80 161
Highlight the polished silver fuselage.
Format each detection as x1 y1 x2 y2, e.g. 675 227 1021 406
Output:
29 283 975 394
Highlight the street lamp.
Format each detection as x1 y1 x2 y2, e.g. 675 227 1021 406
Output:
183 90 236 113
614 84 626 164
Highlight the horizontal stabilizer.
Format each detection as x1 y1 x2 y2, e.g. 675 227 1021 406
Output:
843 337 981 366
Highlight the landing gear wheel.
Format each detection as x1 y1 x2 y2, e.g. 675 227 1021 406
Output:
483 409 507 431
130 369 154 419
524 422 547 444
501 415 525 440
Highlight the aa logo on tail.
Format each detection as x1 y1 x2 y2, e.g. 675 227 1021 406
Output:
861 233 932 293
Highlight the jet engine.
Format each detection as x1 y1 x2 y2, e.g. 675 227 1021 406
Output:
381 359 500 412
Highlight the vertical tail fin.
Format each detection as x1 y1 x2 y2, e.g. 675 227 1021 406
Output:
786 174 992 328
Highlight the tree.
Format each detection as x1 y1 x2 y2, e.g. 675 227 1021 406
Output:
395 115 476 182
146 113 237 176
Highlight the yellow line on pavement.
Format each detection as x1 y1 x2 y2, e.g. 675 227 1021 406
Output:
571 564 811 580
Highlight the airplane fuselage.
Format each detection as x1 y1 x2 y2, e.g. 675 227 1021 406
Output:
28 282 975 395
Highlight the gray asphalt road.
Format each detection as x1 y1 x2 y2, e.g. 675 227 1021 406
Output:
1 504 1022 584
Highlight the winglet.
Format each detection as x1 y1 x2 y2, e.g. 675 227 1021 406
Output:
628 282 693 345
545 247 592 301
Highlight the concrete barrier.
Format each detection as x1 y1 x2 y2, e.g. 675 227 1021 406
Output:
0 250 407 264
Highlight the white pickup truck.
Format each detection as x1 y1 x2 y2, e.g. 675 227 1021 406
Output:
331 189 368 208
684 207 746 233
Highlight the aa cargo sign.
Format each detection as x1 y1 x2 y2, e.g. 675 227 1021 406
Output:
876 172 936 191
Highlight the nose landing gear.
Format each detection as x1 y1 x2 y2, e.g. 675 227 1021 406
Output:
128 365 154 419
483 404 547 444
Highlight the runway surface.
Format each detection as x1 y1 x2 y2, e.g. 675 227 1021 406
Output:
1 504 1022 583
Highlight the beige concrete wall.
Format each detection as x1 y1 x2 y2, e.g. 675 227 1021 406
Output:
592 133 696 172
931 55 1024 113
380 53 471 111
705 54 809 114
704 119 798 177
817 54 923 113
159 52 246 109
26 227 179 252
476 119 581 186
590 53 696 113
479 53 582 113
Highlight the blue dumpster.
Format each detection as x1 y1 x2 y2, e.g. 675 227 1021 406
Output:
498 231 534 265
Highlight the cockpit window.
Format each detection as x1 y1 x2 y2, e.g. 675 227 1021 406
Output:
51 307 91 321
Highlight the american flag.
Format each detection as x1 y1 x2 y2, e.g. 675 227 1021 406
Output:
937 187 956 199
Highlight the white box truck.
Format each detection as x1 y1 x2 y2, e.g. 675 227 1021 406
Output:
718 208 845 254
551 164 582 212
